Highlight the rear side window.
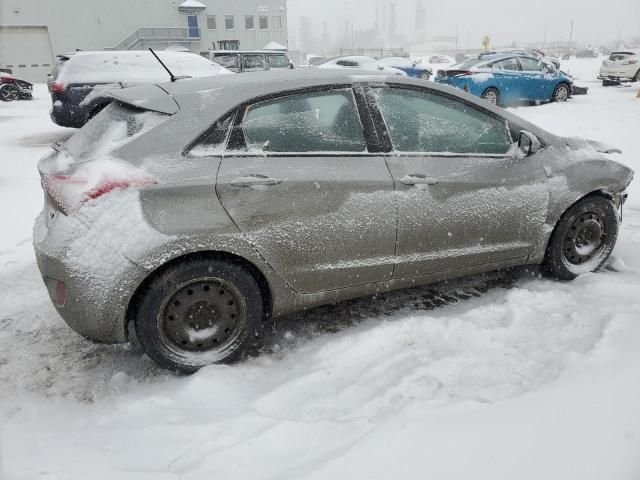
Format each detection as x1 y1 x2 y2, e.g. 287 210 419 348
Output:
373 88 512 155
492 58 520 71
214 54 240 71
64 102 167 160
231 89 367 153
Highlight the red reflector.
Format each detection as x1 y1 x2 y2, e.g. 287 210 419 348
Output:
56 281 66 306
49 82 66 93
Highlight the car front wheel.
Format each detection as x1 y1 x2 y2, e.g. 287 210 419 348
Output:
542 196 618 280
134 256 265 372
552 83 570 102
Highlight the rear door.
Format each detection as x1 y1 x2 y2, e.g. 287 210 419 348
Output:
215 87 397 293
490 57 522 102
369 86 549 278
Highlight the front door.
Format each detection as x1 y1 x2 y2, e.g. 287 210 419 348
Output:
517 56 549 101
370 86 549 278
216 88 397 293
490 57 523 103
187 15 199 38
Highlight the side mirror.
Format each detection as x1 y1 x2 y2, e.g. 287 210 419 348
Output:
518 130 541 157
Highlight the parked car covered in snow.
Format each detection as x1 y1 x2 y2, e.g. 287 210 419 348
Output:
47 50 229 128
34 69 633 372
428 54 454 64
598 50 640 85
479 48 561 69
0 72 33 101
435 54 574 105
316 56 407 76
378 57 432 79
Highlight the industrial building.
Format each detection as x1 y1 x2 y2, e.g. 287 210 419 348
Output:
0 0 288 81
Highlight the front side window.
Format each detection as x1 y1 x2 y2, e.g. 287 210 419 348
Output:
224 15 235 30
518 57 544 71
231 89 367 153
242 54 267 71
374 88 512 155
245 15 254 30
259 16 268 29
206 15 216 30
268 54 289 69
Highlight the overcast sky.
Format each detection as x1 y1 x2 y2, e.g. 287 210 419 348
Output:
287 0 640 52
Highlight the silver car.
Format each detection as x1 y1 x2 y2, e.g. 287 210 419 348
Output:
34 69 633 372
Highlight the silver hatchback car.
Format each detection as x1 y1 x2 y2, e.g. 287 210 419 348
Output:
34 69 633 372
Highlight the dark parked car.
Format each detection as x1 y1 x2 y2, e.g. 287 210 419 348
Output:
0 72 33 101
575 48 599 58
210 50 293 73
35 69 632 372
47 50 228 128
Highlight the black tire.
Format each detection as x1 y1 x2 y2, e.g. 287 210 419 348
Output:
419 72 431 80
481 87 499 105
602 79 616 86
134 257 265 372
552 83 570 102
542 196 618 281
633 69 640 82
0 84 19 102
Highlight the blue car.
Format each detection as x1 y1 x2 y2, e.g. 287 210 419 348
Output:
435 54 573 105
378 57 433 79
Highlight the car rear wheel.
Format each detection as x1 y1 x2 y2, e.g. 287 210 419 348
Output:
542 196 618 280
481 87 499 105
552 83 570 102
134 257 265 372
0 84 19 102
419 72 431 80
633 69 640 82
602 79 617 86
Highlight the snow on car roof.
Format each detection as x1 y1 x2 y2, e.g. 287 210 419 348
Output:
57 50 230 84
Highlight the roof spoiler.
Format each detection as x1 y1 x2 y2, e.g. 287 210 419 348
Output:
108 84 179 114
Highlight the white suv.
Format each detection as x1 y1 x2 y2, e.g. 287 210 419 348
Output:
599 50 640 85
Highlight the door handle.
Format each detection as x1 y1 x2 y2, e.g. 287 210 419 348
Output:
399 174 439 186
230 174 283 187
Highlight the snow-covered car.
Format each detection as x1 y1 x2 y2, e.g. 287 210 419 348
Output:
316 56 407 76
428 55 454 64
599 50 640 85
34 69 633 372
436 54 573 105
210 50 292 73
48 50 230 128
378 57 432 79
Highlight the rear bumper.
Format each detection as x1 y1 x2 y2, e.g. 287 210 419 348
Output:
33 211 147 343
49 99 87 128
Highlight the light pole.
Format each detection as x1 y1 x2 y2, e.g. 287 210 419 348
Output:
568 20 574 57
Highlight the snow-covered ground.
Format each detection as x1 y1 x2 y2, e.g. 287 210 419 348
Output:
1 57 640 479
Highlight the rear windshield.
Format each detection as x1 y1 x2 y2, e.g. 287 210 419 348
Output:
57 51 228 84
64 102 167 160
609 52 637 61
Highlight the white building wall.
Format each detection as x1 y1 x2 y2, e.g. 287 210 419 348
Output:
0 0 288 81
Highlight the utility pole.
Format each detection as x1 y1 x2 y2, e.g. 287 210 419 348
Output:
568 20 574 57
455 24 459 50
543 23 548 49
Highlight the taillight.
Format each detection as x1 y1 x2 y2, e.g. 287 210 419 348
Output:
622 59 638 65
56 281 66 307
49 82 66 93
42 174 156 215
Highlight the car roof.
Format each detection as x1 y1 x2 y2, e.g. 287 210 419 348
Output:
213 50 288 55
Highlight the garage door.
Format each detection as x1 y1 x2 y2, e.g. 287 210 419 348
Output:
0 26 55 83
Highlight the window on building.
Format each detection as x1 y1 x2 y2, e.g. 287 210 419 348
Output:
207 15 216 30
259 16 268 29
225 15 235 30
245 15 254 30
272 15 282 29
